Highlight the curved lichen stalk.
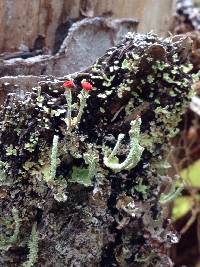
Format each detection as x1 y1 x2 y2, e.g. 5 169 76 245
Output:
160 182 184 204
103 117 144 172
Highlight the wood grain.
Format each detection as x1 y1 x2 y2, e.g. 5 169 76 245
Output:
0 0 174 53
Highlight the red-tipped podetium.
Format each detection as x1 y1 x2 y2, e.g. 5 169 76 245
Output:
63 80 75 88
81 81 93 91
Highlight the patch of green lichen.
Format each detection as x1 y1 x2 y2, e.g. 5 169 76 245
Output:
0 208 20 250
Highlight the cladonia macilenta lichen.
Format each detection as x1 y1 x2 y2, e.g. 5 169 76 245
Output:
103 117 144 172
0 32 195 267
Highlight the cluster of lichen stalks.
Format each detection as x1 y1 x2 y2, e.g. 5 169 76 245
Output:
0 33 194 267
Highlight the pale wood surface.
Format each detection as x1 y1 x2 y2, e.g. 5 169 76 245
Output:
95 0 174 35
0 0 174 53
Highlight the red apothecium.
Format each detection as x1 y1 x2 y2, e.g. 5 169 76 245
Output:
63 80 74 88
81 81 93 91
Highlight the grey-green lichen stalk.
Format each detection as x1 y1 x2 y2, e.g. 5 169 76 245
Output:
0 33 195 266
103 117 144 172
50 135 59 181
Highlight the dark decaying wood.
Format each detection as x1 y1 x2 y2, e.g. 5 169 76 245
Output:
0 32 193 266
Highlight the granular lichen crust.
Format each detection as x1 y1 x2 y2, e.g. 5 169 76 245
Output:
0 33 194 266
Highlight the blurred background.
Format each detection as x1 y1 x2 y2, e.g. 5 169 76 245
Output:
0 0 200 266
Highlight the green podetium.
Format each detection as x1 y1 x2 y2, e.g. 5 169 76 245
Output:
103 117 144 172
50 135 59 181
0 208 20 249
160 182 184 204
22 223 39 267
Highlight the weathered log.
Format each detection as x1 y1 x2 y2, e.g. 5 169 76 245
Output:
0 18 138 78
0 0 174 53
0 33 193 266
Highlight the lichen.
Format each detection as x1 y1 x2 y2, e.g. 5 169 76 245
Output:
0 32 194 266
50 135 59 181
22 223 39 267
103 117 144 172
0 208 20 250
